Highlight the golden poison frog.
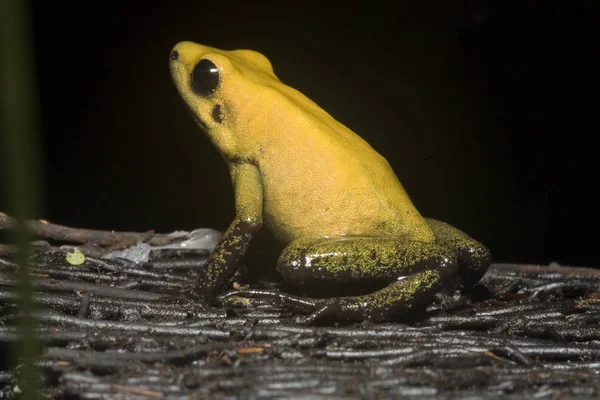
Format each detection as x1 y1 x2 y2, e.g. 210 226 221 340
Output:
169 42 491 323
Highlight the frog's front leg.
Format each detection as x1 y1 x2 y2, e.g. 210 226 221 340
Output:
189 163 263 300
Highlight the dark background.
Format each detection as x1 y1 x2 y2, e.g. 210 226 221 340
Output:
5 1 596 266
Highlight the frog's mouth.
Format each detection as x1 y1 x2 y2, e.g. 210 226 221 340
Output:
184 103 208 132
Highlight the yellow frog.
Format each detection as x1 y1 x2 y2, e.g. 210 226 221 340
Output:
169 42 491 323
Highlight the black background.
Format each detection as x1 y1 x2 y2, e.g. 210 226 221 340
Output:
7 0 597 266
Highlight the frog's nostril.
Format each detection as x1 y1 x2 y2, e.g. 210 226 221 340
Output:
170 50 179 60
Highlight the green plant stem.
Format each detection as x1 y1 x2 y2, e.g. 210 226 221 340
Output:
0 0 43 398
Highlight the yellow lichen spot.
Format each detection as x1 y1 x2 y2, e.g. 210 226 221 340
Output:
224 295 254 307
233 281 249 290
576 298 600 308
65 248 86 266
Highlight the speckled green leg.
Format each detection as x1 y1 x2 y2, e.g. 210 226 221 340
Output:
276 237 459 322
190 218 260 299
300 266 454 322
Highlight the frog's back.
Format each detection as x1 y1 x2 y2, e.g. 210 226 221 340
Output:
255 89 435 244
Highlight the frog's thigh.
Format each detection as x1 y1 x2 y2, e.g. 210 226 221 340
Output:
277 235 456 290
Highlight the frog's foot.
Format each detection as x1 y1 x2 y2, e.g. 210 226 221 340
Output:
296 266 457 324
216 289 321 313
217 289 342 324
217 266 455 324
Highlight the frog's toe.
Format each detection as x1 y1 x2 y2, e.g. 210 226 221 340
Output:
217 293 258 308
217 288 319 312
216 290 262 308
294 304 339 325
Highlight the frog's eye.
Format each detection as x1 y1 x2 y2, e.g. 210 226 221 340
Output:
191 59 219 96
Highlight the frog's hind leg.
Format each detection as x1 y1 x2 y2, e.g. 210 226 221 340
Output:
276 236 458 322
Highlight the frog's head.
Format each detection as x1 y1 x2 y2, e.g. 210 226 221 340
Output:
169 41 278 161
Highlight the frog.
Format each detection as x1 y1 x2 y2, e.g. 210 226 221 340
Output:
169 41 491 323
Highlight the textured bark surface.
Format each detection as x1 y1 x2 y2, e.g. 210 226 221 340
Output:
1 252 599 399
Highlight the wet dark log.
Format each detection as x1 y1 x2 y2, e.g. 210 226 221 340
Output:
1 249 600 399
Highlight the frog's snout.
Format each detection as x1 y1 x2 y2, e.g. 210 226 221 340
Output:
169 45 185 82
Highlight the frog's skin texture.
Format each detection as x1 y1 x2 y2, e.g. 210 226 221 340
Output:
169 42 491 323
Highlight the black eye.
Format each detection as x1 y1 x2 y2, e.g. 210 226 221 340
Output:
191 59 219 96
